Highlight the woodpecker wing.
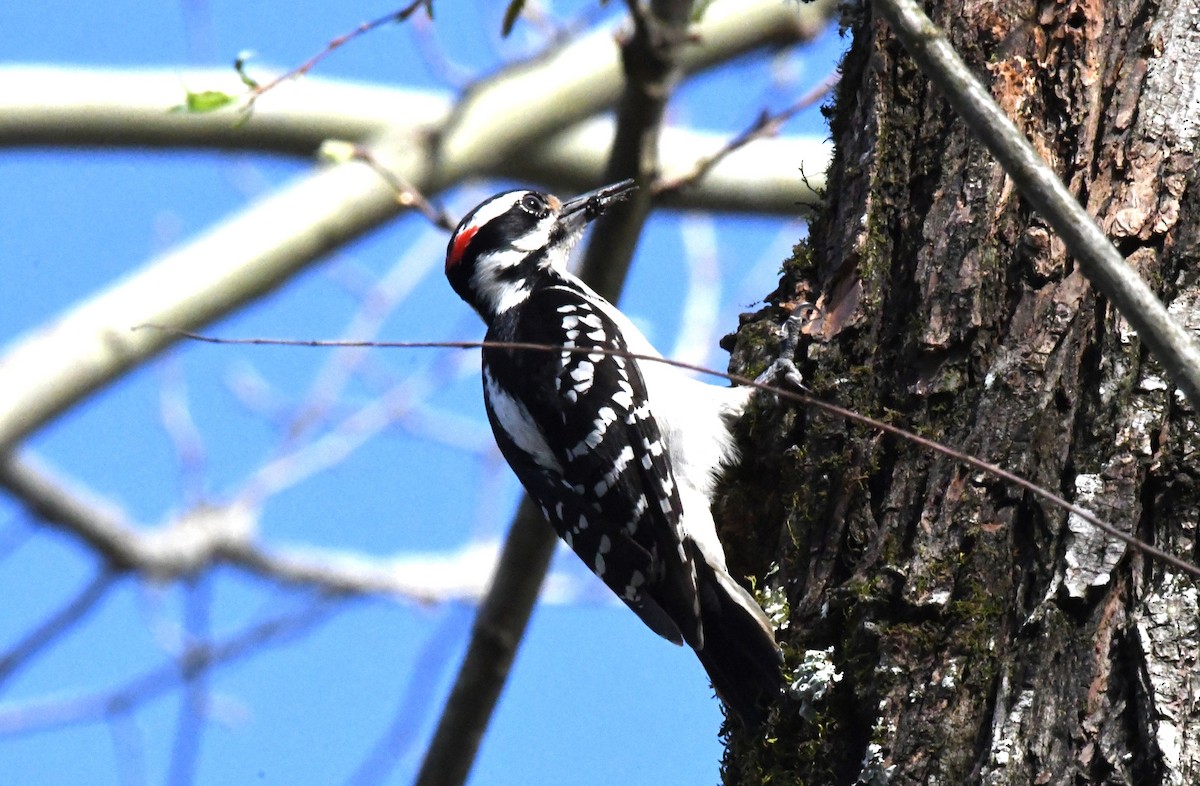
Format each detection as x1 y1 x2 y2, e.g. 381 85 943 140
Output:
482 284 703 648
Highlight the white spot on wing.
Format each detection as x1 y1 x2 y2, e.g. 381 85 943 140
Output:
569 361 593 380
593 445 635 497
622 569 646 600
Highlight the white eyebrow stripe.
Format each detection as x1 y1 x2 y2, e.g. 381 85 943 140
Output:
464 191 525 232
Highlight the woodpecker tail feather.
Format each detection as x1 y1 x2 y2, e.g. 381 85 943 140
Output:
691 553 784 726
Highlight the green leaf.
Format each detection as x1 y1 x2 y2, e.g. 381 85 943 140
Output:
174 90 238 114
501 0 524 37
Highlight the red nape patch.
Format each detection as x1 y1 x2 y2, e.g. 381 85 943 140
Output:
447 224 479 273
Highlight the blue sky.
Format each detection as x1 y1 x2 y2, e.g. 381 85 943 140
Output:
0 2 842 784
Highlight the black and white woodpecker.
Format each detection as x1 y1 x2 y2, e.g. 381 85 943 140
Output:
445 180 783 725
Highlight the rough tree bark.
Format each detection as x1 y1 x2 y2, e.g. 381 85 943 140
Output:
719 1 1199 783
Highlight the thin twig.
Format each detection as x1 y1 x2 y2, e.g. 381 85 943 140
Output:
243 1 432 109
146 326 1200 580
0 568 117 688
272 226 449 448
654 70 839 196
323 142 455 231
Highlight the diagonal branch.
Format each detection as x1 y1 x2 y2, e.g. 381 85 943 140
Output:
0 451 593 602
0 65 828 214
653 70 839 196
872 0 1200 410
412 499 557 786
0 568 116 689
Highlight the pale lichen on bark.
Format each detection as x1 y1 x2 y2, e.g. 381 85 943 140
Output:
1140 0 1200 148
1134 575 1200 786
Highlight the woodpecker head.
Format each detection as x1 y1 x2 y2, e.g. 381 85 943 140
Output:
446 179 636 321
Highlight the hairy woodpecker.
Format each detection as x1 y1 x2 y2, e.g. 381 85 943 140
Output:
445 180 783 725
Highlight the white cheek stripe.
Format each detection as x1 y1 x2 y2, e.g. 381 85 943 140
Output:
511 219 555 252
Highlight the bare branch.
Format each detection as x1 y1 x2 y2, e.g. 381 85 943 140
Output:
242 1 433 110
0 66 445 157
271 225 449 446
0 569 116 688
577 0 698 298
653 70 838 196
412 500 558 786
0 451 590 600
0 597 343 736
0 66 825 213
517 116 830 212
320 141 456 231
436 0 836 176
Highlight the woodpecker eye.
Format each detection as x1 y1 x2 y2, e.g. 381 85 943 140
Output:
520 193 547 215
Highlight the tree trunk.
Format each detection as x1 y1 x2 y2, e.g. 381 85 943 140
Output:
720 1 1200 783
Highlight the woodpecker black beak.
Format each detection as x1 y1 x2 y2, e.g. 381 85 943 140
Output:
558 179 637 233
